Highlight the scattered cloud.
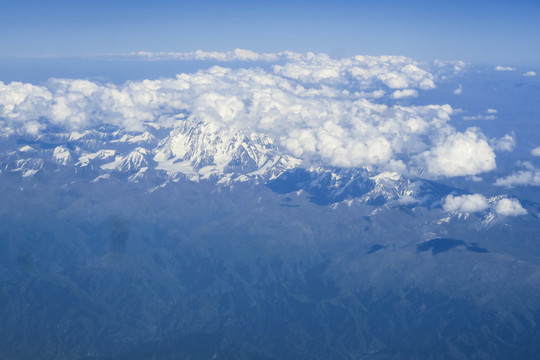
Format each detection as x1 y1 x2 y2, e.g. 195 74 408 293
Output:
495 168 540 187
531 146 540 156
390 89 418 99
0 50 496 178
490 133 515 152
494 198 527 216
396 194 419 205
443 194 527 216
433 60 467 77
495 66 516 72
470 175 483 182
453 84 462 95
443 194 489 213
422 128 496 177
462 108 497 121
462 115 497 121
523 71 537 77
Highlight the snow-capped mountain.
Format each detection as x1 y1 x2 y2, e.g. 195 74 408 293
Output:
153 118 301 183
0 117 464 209
0 118 304 187
267 167 457 206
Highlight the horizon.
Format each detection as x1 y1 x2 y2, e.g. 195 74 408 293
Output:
2 1 540 66
0 49 538 87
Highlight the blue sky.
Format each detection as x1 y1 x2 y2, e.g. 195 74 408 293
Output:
1 0 540 65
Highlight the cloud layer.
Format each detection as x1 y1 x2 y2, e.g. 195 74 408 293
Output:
0 50 499 178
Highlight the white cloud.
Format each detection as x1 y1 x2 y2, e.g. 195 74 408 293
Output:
495 66 516 72
463 115 497 121
524 71 536 77
0 51 497 178
490 133 515 152
130 48 282 62
433 60 467 75
443 194 489 213
473 115 496 121
391 89 418 99
494 198 527 216
396 195 419 205
0 81 52 135
272 54 436 90
453 84 462 95
531 146 540 156
423 128 496 177
470 175 483 182
495 169 540 187
442 194 527 217
462 109 497 121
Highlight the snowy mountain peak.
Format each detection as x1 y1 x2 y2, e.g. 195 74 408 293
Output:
112 131 158 145
53 146 72 166
102 147 153 172
154 118 301 182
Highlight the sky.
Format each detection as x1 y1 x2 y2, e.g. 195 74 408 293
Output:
1 0 540 65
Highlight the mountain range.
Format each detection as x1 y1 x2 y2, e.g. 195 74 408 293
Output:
1 117 540 359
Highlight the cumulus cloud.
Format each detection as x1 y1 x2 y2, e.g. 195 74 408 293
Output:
494 198 527 216
495 66 516 72
442 194 527 216
131 50 437 91
495 168 540 187
490 133 515 152
443 194 489 212
453 84 462 95
523 71 536 77
391 89 418 99
0 50 497 178
272 54 436 90
422 128 496 177
531 146 540 156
